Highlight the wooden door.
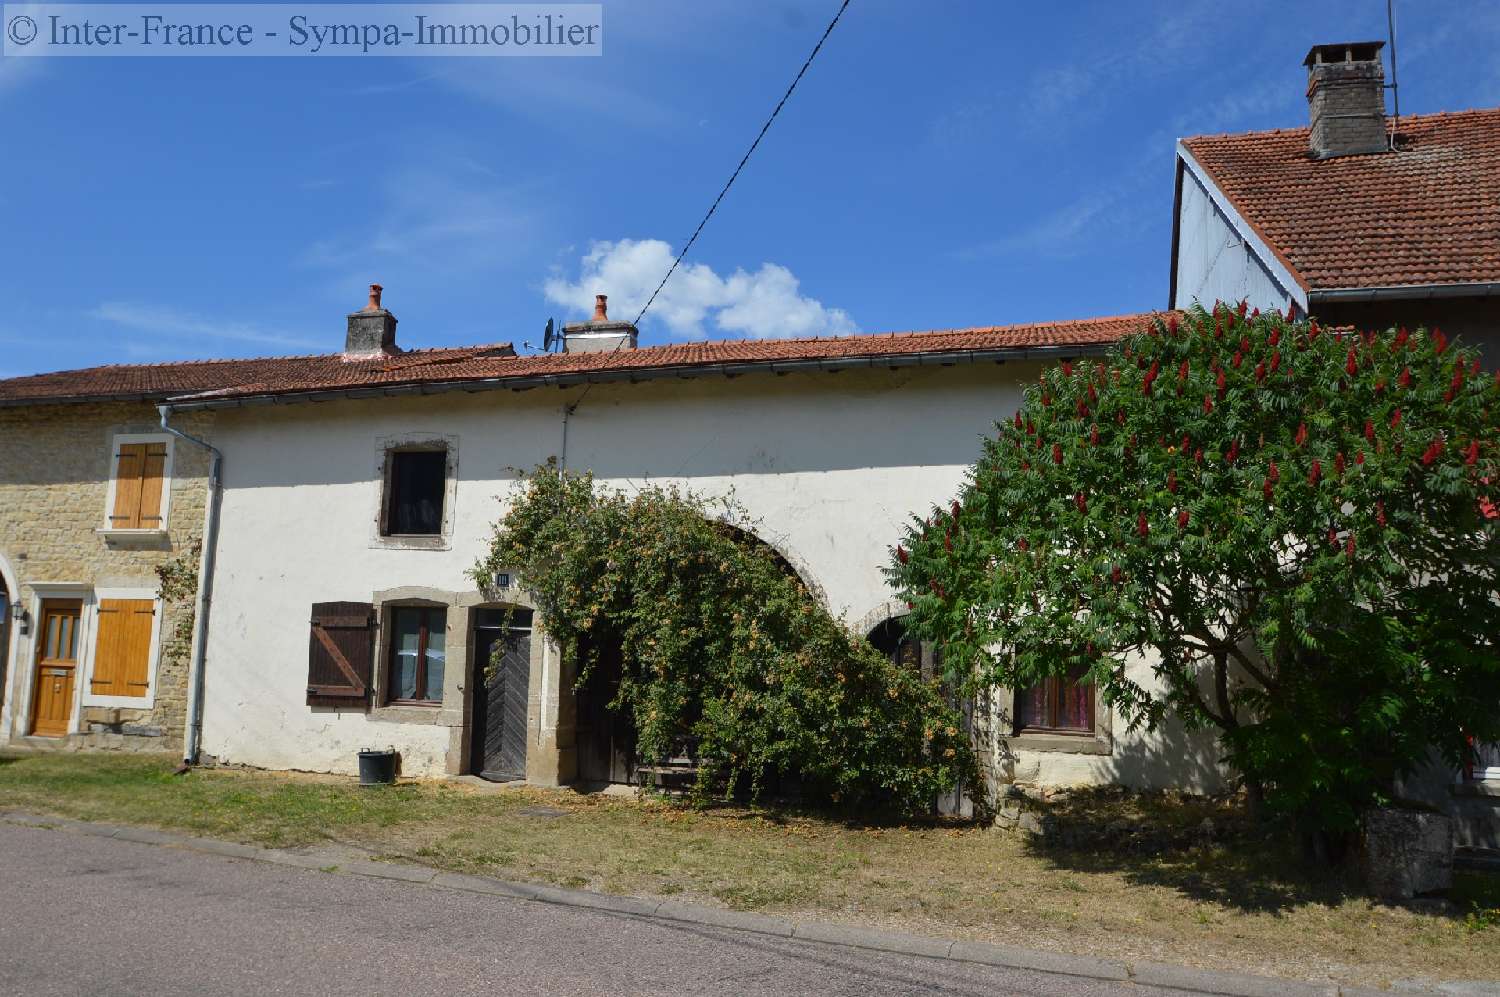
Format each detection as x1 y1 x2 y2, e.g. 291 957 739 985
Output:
30 600 81 737
470 609 531 782
574 633 635 784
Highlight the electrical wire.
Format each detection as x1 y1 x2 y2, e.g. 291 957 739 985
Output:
631 0 854 329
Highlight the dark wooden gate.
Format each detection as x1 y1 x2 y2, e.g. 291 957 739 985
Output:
574 634 636 784
470 609 531 782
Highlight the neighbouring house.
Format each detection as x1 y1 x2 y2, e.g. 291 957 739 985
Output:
1171 42 1500 366
1170 42 1500 846
0 371 234 752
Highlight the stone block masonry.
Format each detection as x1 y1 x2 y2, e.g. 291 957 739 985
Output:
0 401 215 753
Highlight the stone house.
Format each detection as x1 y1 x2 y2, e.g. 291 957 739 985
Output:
0 386 219 753
0 39 1492 833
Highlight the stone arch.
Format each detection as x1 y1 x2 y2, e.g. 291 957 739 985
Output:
853 599 928 676
713 519 828 608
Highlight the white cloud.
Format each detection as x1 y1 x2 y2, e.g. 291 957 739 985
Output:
544 239 856 340
91 302 321 352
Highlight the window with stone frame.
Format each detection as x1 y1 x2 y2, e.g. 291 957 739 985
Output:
1015 665 1095 735
382 448 447 536
387 606 445 705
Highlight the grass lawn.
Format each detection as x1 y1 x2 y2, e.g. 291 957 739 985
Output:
1 751 1495 989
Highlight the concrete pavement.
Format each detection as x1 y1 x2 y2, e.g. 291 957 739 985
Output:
0 817 1395 996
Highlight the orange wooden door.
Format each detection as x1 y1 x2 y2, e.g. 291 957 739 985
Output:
30 600 81 737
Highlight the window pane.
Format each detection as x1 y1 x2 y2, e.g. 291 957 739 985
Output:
46 613 61 660
1015 682 1048 731
1058 679 1093 732
387 451 446 535
423 611 445 702
392 609 422 700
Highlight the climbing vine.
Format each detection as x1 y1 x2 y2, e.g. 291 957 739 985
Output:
155 539 201 654
472 463 980 816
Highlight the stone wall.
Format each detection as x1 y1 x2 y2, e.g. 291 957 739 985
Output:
0 401 214 754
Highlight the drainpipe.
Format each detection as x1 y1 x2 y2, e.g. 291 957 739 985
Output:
158 404 222 766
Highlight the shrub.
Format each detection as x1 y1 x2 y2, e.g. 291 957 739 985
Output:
888 303 1500 835
473 463 979 816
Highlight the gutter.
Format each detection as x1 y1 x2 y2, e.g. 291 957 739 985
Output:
1309 282 1500 304
159 343 1115 412
157 404 223 766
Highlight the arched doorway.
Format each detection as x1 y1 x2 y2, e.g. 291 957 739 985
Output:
573 521 819 785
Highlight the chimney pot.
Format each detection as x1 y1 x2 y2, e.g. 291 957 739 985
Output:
1303 40 1388 159
366 283 384 312
562 290 638 353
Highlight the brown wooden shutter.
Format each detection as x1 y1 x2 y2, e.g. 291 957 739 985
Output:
91 599 155 697
307 602 376 707
137 444 167 527
111 444 146 528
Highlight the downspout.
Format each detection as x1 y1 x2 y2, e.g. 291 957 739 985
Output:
158 404 222 766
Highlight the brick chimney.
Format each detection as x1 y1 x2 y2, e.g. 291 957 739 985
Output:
345 283 399 356
562 294 637 353
1304 42 1388 159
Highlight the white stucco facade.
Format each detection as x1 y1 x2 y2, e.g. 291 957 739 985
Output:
197 361 1230 794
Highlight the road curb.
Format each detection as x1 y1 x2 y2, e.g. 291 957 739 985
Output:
0 811 1417 995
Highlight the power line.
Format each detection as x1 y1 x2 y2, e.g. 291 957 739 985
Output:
631 0 854 329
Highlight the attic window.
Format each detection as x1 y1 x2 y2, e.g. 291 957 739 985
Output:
384 449 447 536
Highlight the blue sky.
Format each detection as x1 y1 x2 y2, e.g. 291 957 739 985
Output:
2 0 1498 377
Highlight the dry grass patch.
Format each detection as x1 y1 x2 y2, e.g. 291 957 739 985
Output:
1 752 1494 989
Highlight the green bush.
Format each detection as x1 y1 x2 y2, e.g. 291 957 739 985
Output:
889 303 1500 834
472 463 979 816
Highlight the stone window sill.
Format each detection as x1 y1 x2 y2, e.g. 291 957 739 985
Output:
96 528 170 548
1008 732 1113 756
369 534 451 552
369 703 454 725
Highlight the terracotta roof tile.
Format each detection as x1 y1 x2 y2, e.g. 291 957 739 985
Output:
0 314 1157 406
1182 107 1500 292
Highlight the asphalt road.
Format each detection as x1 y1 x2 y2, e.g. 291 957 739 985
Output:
0 823 1198 997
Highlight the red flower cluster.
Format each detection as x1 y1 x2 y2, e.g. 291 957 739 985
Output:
1075 492 1088 514
896 546 909 564
1421 438 1445 466
1137 512 1149 538
1177 508 1190 530
1294 422 1308 447
1308 460 1322 486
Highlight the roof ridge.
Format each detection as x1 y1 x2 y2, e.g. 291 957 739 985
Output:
3 342 516 379
1182 104 1500 144
625 311 1164 353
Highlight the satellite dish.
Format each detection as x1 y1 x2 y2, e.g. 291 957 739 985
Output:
543 318 556 353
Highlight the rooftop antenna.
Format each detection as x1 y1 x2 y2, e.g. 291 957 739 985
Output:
1386 0 1400 149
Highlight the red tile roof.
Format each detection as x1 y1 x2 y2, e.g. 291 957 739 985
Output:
0 314 1156 407
1182 107 1500 292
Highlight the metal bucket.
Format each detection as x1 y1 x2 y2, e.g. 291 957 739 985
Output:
357 747 397 786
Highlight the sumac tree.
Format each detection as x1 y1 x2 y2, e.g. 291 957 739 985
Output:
888 303 1500 834
473 463 978 816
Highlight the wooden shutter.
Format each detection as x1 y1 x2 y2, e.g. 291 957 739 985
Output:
137 444 167 527
91 599 156 697
109 442 167 529
307 602 376 707
111 444 146 528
